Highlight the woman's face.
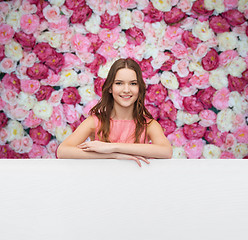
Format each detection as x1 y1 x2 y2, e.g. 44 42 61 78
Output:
110 68 139 109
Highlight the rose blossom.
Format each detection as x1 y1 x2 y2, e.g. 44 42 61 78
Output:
184 139 204 159
161 71 179 90
49 15 69 33
171 43 188 59
33 42 55 62
228 74 247 93
44 52 65 74
151 0 172 12
183 96 204 114
231 143 248 159
2 73 21 93
143 2 164 23
189 73 209 89
29 125 51 146
217 108 235 132
222 9 246 26
217 32 238 51
43 5 61 23
96 42 118 61
0 24 14 44
5 40 23 62
63 104 80 124
0 111 8 128
139 57 158 79
209 15 230 33
219 50 239 67
55 125 72 142
233 126 248 144
0 58 16 74
212 87 230 110
192 20 214 42
223 133 236 150
205 125 228 148
6 120 24 142
62 87 81 105
99 27 120 44
160 52 176 71
167 128 188 147
20 14 40 34
220 151 235 159
35 85 54 101
201 48 219 71
125 26 146 46
1 89 18 105
172 147 187 159
209 68 228 90
192 0 214 16
146 83 167 106
203 144 221 159
28 144 48 159
182 31 201 50
183 122 206 140
159 119 177 136
227 57 246 77
199 110 216 127
159 100 177 121
71 33 91 53
164 7 186 24
26 63 49 80
100 12 120 29
70 5 92 24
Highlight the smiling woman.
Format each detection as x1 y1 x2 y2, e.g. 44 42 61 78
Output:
57 58 173 166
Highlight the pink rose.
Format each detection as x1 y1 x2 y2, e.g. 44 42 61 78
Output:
197 87 216 108
233 126 248 144
70 5 92 24
159 100 177 121
97 42 118 60
62 87 81 105
0 111 8 128
119 0 136 8
2 73 21 93
35 0 49 21
20 14 40 34
192 0 214 16
168 89 184 110
0 45 5 61
160 52 177 71
0 58 16 74
228 75 248 94
99 27 120 44
199 110 216 127
167 128 188 147
49 105 64 127
69 115 85 132
219 50 239 67
189 73 209 89
224 0 238 10
182 31 201 50
183 96 204 114
184 139 204 159
44 52 65 74
86 33 104 53
0 144 28 159
204 125 227 147
63 53 83 70
220 151 235 159
171 43 188 59
165 26 184 42
20 79 40 94
212 88 230 110
43 5 61 23
193 43 208 60
94 77 105 97
23 110 43 128
65 0 85 10
201 48 219 71
100 12 120 29
0 24 15 44
33 42 55 62
85 54 106 75
175 72 193 88
26 63 49 80
35 85 54 101
48 90 63 106
63 104 80 124
28 144 47 158
71 33 91 53
20 52 37 67
222 9 246 26
209 16 230 33
164 7 186 24
183 122 206 140
29 125 52 146
48 16 69 33
145 104 159 120
0 128 8 145
223 133 236 150
47 139 59 154
125 26 146 46
159 119 177 136
143 2 164 23
139 57 158 79
172 59 189 78
146 83 168 106
41 69 60 86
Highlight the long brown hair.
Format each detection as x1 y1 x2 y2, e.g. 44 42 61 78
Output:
90 58 153 143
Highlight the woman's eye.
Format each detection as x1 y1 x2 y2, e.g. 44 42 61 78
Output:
131 82 137 85
115 82 122 85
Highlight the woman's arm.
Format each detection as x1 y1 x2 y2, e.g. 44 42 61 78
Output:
79 120 173 159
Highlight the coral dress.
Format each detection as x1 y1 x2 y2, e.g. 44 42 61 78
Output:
92 115 149 143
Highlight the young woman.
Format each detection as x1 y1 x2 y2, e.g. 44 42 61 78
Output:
57 58 172 166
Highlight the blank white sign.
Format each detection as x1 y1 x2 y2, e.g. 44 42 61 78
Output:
0 159 248 240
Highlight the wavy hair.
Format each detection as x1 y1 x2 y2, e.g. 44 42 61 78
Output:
90 58 153 143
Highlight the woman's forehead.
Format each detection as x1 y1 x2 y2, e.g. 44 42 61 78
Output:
115 68 137 80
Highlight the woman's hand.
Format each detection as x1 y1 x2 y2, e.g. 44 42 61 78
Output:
77 140 113 154
114 153 150 167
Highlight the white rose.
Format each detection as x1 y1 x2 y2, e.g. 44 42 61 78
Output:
6 11 21 32
55 125 72 142
238 0 248 13
33 100 53 121
48 0 65 7
217 32 238 51
18 92 36 111
151 0 172 11
136 0 149 10
237 37 248 58
188 61 207 76
231 143 248 159
216 108 235 132
5 40 23 61
59 69 79 88
98 59 117 79
6 120 24 142
192 21 214 41
40 31 62 48
204 0 225 13
202 144 221 159
78 85 96 105
151 52 169 69
229 91 248 114
172 146 187 159
119 9 134 30
209 68 228 90
161 71 179 90
113 32 127 49
227 57 246 77
143 43 159 59
85 13 101 34
177 110 200 126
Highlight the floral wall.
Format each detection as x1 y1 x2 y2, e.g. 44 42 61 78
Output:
0 0 248 159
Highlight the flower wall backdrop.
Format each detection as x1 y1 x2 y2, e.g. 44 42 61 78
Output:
0 0 248 159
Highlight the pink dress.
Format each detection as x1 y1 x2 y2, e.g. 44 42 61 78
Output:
92 115 149 143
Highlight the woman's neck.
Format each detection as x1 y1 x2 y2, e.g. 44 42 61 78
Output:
111 105 134 120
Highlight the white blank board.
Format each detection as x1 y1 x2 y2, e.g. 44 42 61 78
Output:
0 159 248 240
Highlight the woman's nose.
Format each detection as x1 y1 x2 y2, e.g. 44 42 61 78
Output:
123 83 130 92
